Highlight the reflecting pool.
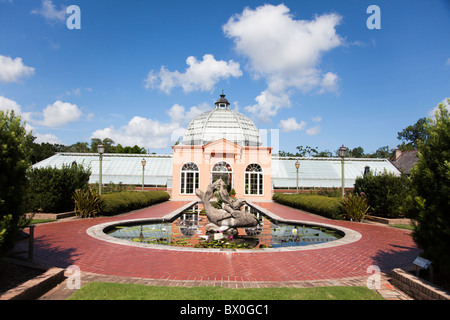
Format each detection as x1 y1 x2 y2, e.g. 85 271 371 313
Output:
107 205 343 250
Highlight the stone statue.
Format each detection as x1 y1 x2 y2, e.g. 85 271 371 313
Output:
195 179 259 233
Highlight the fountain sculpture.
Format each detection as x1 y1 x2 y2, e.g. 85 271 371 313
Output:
195 179 259 234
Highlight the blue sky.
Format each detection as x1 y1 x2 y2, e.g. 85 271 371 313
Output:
1 0 449 155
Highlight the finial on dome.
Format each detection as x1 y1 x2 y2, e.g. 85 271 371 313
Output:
215 91 230 109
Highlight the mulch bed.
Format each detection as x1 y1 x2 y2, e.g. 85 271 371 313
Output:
0 260 46 295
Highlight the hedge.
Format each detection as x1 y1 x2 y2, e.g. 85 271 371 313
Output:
272 193 343 220
353 171 410 218
24 165 91 213
99 190 170 216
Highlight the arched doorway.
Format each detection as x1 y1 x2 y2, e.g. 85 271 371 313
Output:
211 161 233 191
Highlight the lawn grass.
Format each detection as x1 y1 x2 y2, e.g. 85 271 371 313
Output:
391 224 414 230
30 219 56 224
68 282 383 300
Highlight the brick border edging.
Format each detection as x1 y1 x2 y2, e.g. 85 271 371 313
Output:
391 268 450 300
0 260 66 300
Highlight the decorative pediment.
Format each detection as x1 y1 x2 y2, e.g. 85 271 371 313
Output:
202 139 243 159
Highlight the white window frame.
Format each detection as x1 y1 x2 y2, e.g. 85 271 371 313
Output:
245 163 264 196
180 162 199 195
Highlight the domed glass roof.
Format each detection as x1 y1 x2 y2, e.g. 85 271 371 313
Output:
181 94 262 147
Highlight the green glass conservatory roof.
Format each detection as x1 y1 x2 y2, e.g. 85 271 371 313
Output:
271 157 400 188
33 153 400 189
33 153 173 187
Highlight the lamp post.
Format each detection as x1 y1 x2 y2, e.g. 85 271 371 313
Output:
97 142 105 195
295 160 300 194
339 145 348 198
141 158 147 191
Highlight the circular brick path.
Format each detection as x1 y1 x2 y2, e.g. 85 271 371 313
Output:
27 201 420 283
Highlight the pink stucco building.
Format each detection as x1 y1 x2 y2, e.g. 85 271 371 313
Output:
171 94 273 201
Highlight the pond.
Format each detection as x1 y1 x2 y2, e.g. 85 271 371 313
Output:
106 205 344 250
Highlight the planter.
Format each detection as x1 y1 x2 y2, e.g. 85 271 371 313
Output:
0 259 65 300
366 215 412 225
391 268 450 300
25 211 76 220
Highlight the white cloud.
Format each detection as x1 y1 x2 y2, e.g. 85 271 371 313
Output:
91 103 211 150
145 54 242 94
35 101 82 127
446 58 450 66
92 117 179 150
223 4 342 119
0 55 35 83
245 90 291 122
0 96 64 144
33 132 63 144
166 103 209 125
306 125 321 136
429 98 450 117
279 117 307 132
319 72 339 93
31 0 67 23
0 95 22 114
311 116 322 123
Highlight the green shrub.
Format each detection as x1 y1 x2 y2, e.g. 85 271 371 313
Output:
341 193 370 222
100 191 170 216
273 193 343 220
0 111 32 255
24 164 91 213
73 188 101 218
308 187 343 198
353 171 410 218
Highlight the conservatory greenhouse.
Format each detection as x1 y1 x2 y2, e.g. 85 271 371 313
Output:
33 94 400 201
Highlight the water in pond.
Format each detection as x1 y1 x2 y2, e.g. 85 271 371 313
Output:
107 205 343 249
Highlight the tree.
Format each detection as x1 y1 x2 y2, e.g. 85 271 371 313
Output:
116 144 146 154
409 100 450 282
349 146 365 158
397 117 430 150
296 146 318 157
371 145 393 159
315 150 333 157
29 141 67 164
276 150 295 157
66 142 90 153
0 111 32 255
90 138 116 153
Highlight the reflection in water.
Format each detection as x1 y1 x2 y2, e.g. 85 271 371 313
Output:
107 204 343 249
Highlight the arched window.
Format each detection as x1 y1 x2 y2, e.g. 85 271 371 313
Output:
180 162 199 194
245 163 263 195
211 161 233 189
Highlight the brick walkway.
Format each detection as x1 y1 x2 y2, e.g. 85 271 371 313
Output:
17 200 419 299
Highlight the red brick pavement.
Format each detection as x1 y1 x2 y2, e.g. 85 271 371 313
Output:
24 201 420 283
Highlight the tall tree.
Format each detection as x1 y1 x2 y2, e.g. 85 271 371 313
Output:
409 101 450 281
397 117 431 150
